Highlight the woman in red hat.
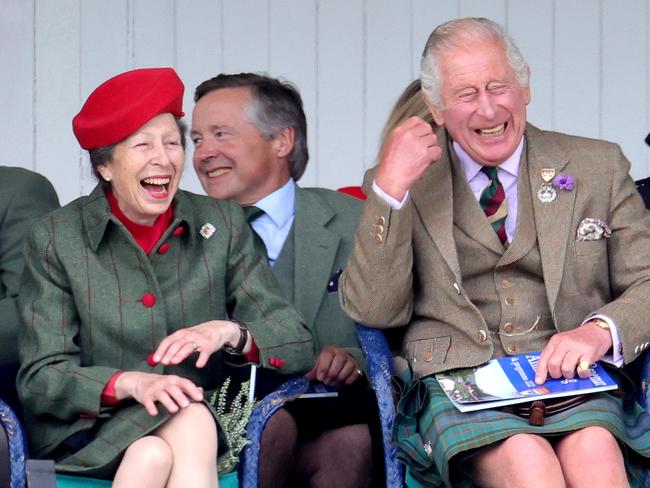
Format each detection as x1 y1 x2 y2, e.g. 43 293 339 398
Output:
16 67 314 486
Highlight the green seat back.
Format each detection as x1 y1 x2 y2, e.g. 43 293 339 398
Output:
56 470 238 487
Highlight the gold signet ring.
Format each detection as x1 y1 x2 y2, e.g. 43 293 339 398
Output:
578 360 591 372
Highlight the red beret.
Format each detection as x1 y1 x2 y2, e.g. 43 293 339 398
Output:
72 67 185 150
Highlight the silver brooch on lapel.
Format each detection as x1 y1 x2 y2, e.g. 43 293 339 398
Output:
537 168 557 203
199 223 216 239
576 218 612 241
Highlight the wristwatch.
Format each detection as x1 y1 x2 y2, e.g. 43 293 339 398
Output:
590 318 610 331
223 319 248 355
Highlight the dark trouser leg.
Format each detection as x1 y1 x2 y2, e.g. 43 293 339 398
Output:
259 409 298 488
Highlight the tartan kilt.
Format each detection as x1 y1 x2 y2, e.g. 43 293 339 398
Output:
394 372 650 488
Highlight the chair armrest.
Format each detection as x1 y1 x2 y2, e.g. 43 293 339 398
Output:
0 397 28 488
240 375 310 488
640 350 650 410
355 324 404 487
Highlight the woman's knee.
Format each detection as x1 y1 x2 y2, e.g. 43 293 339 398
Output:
123 435 173 472
164 402 216 432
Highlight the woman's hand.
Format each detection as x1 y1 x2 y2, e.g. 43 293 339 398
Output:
152 320 246 368
115 371 204 416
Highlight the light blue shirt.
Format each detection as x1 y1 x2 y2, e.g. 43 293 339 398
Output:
249 179 295 267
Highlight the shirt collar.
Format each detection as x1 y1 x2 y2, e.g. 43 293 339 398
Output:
253 178 295 229
453 137 525 182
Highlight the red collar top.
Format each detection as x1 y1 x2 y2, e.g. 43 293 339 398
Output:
106 189 174 255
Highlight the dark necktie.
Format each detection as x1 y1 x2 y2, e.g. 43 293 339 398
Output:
243 206 268 258
479 167 508 245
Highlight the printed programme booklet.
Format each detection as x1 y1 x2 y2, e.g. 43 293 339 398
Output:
435 352 618 412
298 382 339 399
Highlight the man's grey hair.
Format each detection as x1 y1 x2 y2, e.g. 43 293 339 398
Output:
420 17 530 110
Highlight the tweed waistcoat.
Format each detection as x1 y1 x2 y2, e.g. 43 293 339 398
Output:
451 151 556 358
272 224 295 303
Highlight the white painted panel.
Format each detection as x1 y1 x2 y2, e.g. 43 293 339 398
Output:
0 0 35 169
507 1 554 129
411 0 460 79
79 0 129 194
269 0 318 187
365 0 411 167
132 0 175 68
175 0 222 194
602 0 647 180
553 2 600 138
459 0 506 25
317 0 365 189
34 0 81 204
222 0 270 73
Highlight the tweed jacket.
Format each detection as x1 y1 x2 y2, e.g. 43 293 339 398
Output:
17 186 314 474
340 124 650 379
0 166 59 365
283 187 363 364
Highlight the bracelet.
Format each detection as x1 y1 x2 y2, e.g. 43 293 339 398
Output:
223 319 248 355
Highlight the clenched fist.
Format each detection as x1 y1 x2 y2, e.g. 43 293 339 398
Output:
375 116 441 200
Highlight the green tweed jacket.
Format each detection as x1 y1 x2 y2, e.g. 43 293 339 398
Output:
17 186 314 476
0 166 59 365
340 124 650 379
285 187 363 364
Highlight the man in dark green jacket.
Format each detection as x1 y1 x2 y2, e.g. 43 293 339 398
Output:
0 166 59 408
191 73 376 488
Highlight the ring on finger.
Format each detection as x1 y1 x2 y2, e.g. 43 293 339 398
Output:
356 368 363 377
577 360 591 372
191 342 198 352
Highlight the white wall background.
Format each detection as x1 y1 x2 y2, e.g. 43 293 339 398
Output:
1 0 649 205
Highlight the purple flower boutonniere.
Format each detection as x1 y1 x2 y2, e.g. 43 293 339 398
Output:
552 173 574 191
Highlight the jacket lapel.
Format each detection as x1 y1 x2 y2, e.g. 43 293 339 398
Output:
525 124 575 313
411 130 462 282
293 187 340 327
450 152 505 255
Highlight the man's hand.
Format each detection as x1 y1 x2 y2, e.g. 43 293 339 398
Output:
375 116 442 201
305 346 363 387
115 372 204 416
534 321 613 385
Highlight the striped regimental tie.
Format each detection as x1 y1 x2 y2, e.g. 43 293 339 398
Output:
479 166 508 245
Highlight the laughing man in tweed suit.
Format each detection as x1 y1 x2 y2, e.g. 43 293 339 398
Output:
340 17 650 488
191 73 378 487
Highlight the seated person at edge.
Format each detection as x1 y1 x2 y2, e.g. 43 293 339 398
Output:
0 166 59 411
16 67 313 487
378 79 437 159
190 73 377 487
339 17 650 488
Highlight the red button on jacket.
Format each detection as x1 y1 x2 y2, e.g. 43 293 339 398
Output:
172 226 184 237
141 293 156 307
157 243 170 254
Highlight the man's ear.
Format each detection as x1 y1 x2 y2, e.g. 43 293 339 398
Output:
423 94 445 126
274 126 295 159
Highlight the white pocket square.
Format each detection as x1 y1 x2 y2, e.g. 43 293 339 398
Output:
576 217 612 241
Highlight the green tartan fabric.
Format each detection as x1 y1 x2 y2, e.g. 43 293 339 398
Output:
394 371 650 488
